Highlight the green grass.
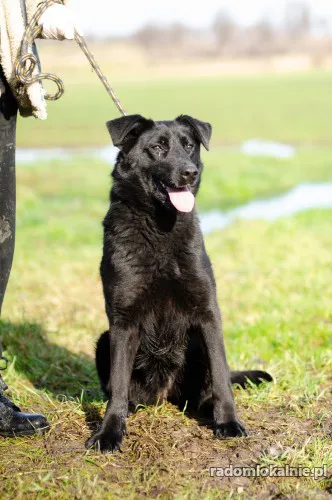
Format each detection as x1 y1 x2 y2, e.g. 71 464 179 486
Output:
0 157 331 498
17 71 332 147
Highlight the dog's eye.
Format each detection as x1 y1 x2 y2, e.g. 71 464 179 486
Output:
152 145 164 157
184 143 194 152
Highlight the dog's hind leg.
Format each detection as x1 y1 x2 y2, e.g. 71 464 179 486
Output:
175 326 209 410
196 370 273 419
95 331 111 396
180 328 272 414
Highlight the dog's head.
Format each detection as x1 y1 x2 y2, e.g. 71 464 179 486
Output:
106 114 212 213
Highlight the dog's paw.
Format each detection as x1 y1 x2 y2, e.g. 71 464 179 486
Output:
214 420 248 439
85 428 124 453
85 416 125 453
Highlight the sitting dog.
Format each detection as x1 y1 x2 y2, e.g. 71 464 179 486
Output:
86 114 272 452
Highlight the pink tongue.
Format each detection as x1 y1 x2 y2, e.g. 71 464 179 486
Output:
167 187 195 212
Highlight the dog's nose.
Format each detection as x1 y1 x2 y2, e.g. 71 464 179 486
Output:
180 166 198 184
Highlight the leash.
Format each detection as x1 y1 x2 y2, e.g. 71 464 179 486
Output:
15 0 127 116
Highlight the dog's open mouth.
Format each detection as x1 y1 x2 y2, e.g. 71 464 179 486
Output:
166 186 195 213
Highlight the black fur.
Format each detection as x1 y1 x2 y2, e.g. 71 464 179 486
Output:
86 115 272 453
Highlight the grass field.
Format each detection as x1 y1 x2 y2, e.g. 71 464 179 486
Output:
1 68 332 498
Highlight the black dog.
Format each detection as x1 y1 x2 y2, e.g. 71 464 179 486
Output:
86 114 272 452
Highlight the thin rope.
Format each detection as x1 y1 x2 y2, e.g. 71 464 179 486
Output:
15 0 127 115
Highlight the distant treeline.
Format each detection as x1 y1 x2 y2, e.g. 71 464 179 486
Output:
94 1 332 64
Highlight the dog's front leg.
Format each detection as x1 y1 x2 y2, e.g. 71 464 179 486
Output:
86 325 139 452
201 319 247 438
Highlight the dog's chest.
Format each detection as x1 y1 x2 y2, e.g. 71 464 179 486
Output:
122 241 212 319
106 215 213 317
134 303 188 383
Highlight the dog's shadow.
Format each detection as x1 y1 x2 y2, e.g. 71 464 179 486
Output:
0 319 104 431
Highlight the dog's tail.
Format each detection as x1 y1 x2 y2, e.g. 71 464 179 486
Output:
230 370 273 388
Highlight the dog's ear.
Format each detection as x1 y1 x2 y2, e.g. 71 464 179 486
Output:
176 115 212 150
106 114 154 148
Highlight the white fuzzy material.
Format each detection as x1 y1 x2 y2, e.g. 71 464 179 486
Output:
0 1 65 119
39 4 82 40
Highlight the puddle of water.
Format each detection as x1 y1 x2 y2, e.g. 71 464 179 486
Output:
16 146 119 165
200 183 332 234
16 147 331 234
94 145 120 164
16 147 71 164
241 139 295 159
